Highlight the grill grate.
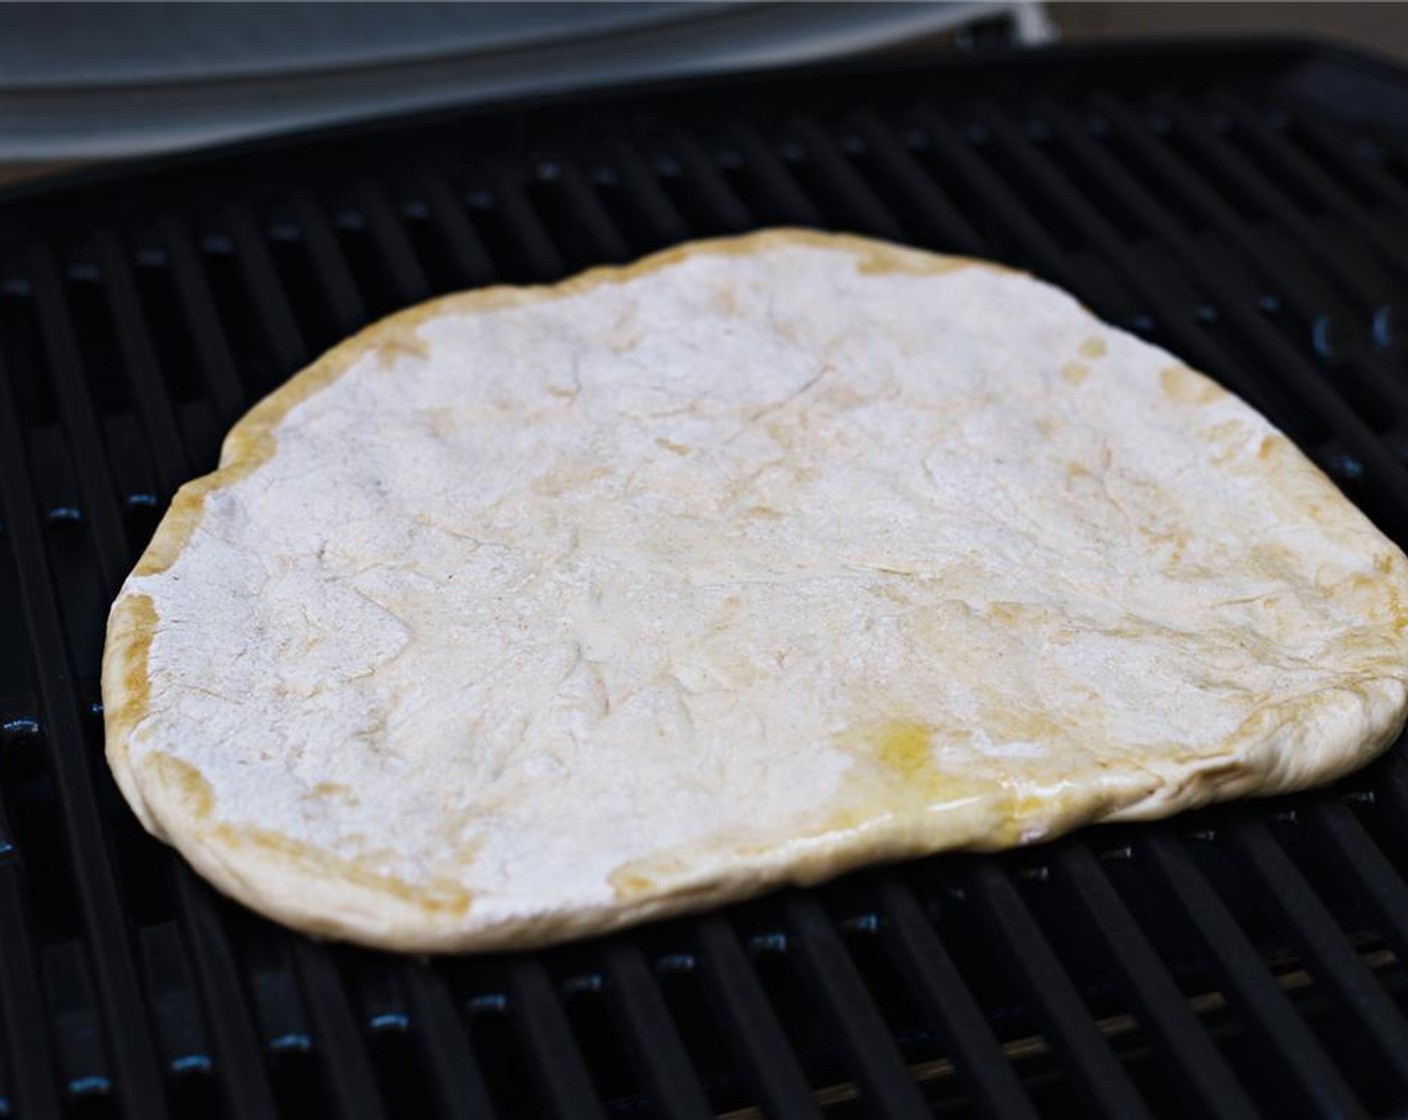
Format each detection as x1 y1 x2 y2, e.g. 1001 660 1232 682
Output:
3 40 1408 1118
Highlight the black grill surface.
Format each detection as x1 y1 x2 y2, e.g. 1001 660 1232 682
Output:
4 39 1408 1119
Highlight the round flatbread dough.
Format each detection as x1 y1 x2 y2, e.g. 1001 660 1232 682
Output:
103 229 1408 952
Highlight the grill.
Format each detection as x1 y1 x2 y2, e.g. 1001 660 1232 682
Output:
3 37 1408 1119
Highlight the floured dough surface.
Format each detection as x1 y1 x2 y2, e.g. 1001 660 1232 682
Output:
103 230 1408 952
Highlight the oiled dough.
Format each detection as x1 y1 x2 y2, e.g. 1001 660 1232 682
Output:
103 230 1408 952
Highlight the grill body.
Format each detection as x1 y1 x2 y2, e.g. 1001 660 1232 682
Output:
3 39 1408 1119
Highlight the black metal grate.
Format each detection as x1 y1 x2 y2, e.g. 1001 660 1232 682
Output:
4 40 1408 1119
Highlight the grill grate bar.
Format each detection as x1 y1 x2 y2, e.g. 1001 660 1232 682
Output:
293 941 387 1120
1142 97 1387 319
140 184 374 1119
1039 95 1405 438
695 917 821 1119
507 960 608 1120
546 158 633 265
223 203 308 374
1118 95 1408 456
1053 844 1256 1117
1031 97 1408 497
0 859 61 1116
245 927 309 1057
967 102 1280 411
29 247 130 592
1036 92 1374 383
402 962 498 1120
350 180 431 306
160 219 247 426
601 133 727 257
228 187 431 1119
1218 93 1407 275
1280 106 1408 246
140 921 209 1080
782 117 907 241
45 939 110 1099
0 995 8 1118
157 219 246 428
1377 754 1408 847
1098 94 1408 456
663 131 756 234
0 768 11 864
840 110 985 256
414 171 498 290
93 231 192 492
602 944 714 1120
171 866 278 1119
0 326 167 1117
1226 819 1408 1090
723 125 827 230
291 192 368 336
876 876 1039 1120
1308 801 1408 963
784 894 932 1118
970 866 1151 1120
906 107 1103 301
285 171 501 1119
1100 98 1368 330
483 165 568 282
648 128 933 1116
1139 831 1365 1118
105 218 280 1118
605 140 694 248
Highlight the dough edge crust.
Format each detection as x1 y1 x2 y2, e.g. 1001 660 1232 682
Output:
101 228 1408 952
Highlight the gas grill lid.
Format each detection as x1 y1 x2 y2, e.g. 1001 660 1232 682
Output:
3 37 1408 1120
0 1 1052 163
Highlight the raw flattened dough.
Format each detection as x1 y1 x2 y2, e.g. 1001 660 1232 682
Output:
103 229 1408 952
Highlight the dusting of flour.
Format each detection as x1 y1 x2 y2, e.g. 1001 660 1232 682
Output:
108 233 1408 950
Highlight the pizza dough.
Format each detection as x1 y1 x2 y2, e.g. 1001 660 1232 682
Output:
102 230 1408 952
